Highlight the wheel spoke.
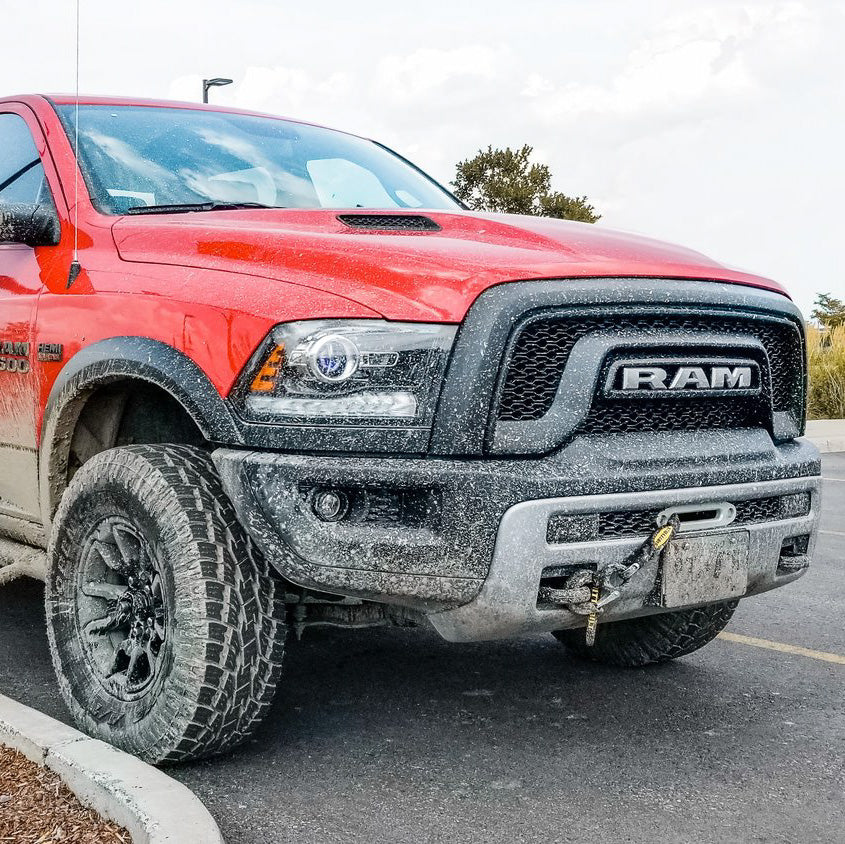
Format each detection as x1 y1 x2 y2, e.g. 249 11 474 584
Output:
82 581 126 601
91 540 124 573
125 642 149 689
125 644 141 678
107 639 132 677
111 524 140 568
84 613 120 637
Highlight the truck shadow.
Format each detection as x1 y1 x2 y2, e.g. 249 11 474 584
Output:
0 577 788 762
209 622 792 767
0 578 793 765
0 577 830 844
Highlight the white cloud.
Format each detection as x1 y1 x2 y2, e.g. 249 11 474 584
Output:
374 45 506 105
528 1 821 128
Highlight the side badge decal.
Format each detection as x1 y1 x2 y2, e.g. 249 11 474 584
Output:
37 343 64 363
0 341 31 374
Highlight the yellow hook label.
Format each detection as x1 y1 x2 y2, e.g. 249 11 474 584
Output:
652 524 676 550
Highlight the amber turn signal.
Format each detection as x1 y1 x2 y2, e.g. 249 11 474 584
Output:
250 344 285 393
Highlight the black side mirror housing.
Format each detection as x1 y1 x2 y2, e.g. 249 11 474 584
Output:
0 202 61 247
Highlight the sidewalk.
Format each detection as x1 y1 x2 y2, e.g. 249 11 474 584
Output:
804 419 845 453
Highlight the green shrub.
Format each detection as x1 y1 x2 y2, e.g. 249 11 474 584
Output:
807 325 845 419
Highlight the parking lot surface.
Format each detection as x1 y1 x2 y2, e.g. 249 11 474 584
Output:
1 454 843 844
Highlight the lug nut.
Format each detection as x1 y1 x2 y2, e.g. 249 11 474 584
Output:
312 489 349 522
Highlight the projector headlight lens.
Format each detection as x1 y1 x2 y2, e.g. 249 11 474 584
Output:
239 320 457 425
307 334 360 384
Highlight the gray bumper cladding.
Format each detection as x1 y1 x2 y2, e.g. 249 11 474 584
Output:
214 434 820 633
427 476 821 642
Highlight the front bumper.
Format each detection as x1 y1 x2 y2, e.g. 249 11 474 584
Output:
428 475 820 642
214 430 821 637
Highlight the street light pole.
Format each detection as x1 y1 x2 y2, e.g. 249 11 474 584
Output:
202 77 233 103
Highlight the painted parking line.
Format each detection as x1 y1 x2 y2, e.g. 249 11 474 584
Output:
821 477 845 483
718 631 845 665
820 530 845 537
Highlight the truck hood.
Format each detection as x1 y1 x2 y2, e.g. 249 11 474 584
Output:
111 209 787 322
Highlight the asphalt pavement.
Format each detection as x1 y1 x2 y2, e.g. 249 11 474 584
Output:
1 455 843 844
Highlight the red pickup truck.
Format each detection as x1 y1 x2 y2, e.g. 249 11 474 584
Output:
0 94 820 764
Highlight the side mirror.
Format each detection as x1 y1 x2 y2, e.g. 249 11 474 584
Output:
0 202 61 247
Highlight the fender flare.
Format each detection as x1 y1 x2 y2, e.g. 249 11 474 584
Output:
39 336 243 530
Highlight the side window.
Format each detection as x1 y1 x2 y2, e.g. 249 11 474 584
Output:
0 113 50 205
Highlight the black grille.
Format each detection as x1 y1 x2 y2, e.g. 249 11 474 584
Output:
734 493 810 525
337 214 441 231
546 494 810 543
496 312 803 426
594 509 660 539
577 396 764 436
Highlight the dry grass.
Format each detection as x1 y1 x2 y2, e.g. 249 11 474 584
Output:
807 325 845 420
0 745 131 843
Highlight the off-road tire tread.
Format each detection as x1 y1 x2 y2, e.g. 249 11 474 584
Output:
553 601 738 667
46 445 286 764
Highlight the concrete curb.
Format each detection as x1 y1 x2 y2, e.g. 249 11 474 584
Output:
804 419 845 454
0 693 224 844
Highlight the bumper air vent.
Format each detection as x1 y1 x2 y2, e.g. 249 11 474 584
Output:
297 482 441 529
546 493 811 544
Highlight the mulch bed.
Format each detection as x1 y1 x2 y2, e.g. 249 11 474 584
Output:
0 744 131 843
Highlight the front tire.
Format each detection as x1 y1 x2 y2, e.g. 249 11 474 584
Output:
553 601 738 668
46 445 286 764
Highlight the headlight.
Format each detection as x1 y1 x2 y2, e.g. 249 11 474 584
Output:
237 320 457 425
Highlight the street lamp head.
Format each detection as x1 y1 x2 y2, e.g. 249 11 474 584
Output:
202 77 234 103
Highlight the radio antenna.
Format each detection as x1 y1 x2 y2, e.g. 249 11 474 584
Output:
68 0 82 288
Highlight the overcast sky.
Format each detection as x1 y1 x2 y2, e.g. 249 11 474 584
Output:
4 0 843 315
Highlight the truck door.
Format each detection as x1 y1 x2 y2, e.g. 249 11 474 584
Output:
0 109 57 524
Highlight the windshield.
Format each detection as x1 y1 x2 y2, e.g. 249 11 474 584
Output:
56 105 460 215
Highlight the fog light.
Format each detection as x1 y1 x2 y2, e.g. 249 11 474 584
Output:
312 489 349 522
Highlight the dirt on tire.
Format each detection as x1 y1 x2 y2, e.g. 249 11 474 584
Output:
553 600 739 667
45 444 287 764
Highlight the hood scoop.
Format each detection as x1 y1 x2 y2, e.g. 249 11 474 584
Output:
337 213 441 232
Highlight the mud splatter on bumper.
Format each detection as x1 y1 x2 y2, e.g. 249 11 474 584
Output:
213 431 820 630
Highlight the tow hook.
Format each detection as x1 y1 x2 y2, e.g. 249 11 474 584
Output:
541 515 682 647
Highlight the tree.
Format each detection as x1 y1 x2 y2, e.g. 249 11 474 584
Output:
811 293 845 330
452 144 600 223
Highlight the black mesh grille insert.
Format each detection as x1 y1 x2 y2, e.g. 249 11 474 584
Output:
496 312 803 426
546 494 810 543
577 396 764 436
337 214 441 231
